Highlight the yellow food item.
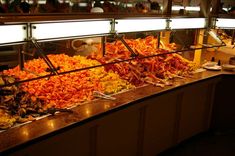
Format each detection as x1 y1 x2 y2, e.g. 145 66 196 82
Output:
4 54 134 108
0 110 16 129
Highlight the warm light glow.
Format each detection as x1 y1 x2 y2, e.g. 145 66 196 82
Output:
172 6 184 11
31 20 111 41
85 108 91 116
47 120 55 129
0 24 26 45
126 3 134 7
115 18 167 33
172 6 200 11
78 3 88 7
28 0 46 4
170 18 206 29
22 130 29 136
185 6 200 11
222 8 229 12
104 104 110 110
21 128 30 139
216 18 235 29
58 0 70 3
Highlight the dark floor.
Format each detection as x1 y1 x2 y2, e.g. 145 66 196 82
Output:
158 130 235 156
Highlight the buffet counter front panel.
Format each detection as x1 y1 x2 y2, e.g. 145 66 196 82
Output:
1 70 234 156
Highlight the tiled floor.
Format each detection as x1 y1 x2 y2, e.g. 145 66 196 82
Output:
158 130 235 156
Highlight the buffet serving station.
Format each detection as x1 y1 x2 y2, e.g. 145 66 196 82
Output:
0 13 234 155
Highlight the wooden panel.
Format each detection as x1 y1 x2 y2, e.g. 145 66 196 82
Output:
177 81 214 143
212 76 235 130
143 92 179 156
7 78 219 156
204 84 216 130
96 105 142 156
9 122 93 156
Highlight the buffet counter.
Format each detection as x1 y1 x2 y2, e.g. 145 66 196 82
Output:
0 70 234 155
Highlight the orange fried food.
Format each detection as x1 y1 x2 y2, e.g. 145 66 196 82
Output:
90 36 195 86
4 54 133 108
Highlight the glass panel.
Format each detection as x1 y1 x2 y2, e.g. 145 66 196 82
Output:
0 30 199 80
213 29 235 56
170 29 196 50
0 30 202 128
201 28 234 67
0 45 18 70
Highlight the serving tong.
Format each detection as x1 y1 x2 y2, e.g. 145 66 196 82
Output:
45 108 73 115
93 91 116 100
145 80 165 88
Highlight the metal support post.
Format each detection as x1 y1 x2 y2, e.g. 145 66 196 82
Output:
115 34 138 57
157 32 161 49
18 45 24 70
232 30 235 46
163 0 172 16
101 36 106 56
193 29 205 67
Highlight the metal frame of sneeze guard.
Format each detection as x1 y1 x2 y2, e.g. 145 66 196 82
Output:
0 23 27 46
0 17 210 46
0 16 224 90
